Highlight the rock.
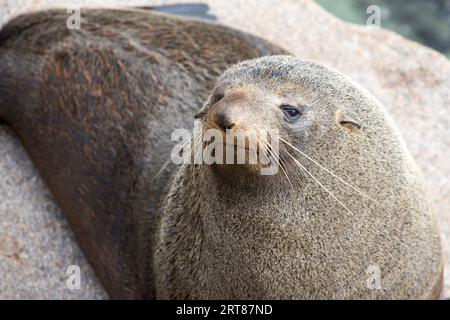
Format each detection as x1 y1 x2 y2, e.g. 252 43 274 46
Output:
1 0 449 298
0 126 107 299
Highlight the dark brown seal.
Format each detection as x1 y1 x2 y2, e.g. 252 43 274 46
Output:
0 8 287 299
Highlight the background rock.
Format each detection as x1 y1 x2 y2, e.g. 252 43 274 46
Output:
0 0 448 299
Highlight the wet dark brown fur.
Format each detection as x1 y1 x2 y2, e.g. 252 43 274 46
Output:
0 8 287 299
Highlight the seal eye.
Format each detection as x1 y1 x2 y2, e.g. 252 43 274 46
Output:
280 105 302 122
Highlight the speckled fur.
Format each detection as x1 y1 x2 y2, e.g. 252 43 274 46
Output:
154 56 443 299
0 9 286 299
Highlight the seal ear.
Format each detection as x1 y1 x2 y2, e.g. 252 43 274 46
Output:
336 111 362 131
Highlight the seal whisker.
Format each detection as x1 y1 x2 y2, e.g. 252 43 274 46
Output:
279 143 306 181
284 148 355 215
192 128 205 162
277 135 381 206
258 138 293 189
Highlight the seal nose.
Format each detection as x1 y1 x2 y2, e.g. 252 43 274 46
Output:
211 109 236 132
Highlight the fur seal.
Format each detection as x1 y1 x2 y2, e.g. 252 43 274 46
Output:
153 56 443 299
0 9 443 299
0 8 286 299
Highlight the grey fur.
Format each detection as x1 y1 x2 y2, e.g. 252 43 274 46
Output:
154 56 443 299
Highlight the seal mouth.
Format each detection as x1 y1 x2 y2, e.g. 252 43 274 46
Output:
206 141 258 159
191 121 279 174
198 137 275 169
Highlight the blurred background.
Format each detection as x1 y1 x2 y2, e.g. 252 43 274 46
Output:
316 0 450 59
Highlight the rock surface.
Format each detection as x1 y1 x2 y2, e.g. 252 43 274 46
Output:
0 0 449 299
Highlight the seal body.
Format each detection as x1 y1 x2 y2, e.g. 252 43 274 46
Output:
0 9 286 299
0 10 442 300
154 57 443 299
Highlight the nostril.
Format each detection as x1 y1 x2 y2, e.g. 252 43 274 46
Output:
213 110 235 132
225 123 236 131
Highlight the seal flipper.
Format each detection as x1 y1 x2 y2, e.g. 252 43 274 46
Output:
0 11 150 299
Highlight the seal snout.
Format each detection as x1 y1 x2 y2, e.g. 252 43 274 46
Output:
210 107 236 132
206 88 254 133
